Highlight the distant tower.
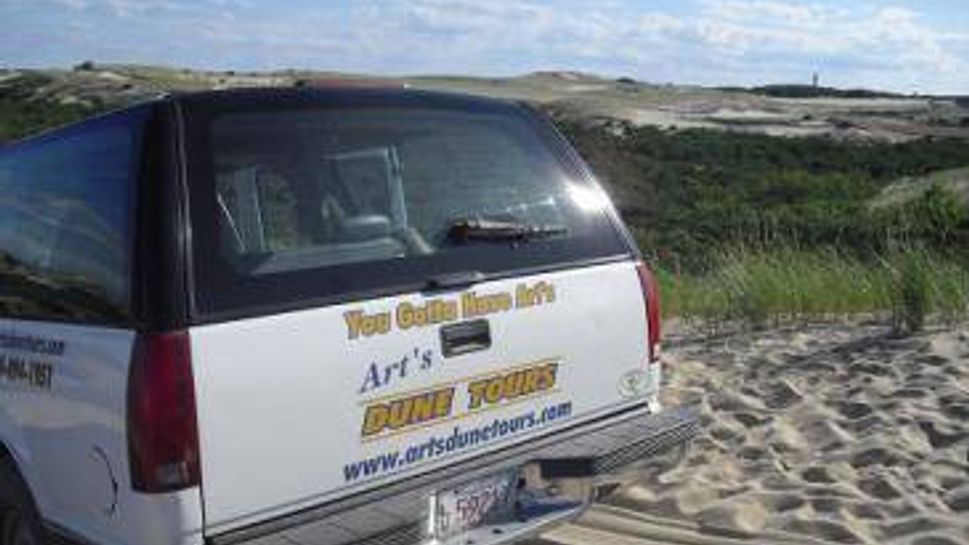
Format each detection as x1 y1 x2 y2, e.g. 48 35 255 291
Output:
812 72 819 88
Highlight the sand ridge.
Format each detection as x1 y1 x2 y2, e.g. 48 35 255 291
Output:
5 66 969 144
544 324 969 545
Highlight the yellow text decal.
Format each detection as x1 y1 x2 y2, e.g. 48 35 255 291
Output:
344 281 556 340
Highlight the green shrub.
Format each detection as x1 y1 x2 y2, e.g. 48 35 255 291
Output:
555 116 969 268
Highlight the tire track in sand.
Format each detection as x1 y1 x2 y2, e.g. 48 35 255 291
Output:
540 504 829 545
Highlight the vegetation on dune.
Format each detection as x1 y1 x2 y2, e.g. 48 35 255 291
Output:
718 84 905 99
657 245 969 332
554 117 969 331
555 118 969 264
0 99 102 144
2 75 968 331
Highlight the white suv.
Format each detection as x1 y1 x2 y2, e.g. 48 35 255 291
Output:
0 88 697 545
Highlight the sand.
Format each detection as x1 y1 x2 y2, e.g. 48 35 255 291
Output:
543 324 969 545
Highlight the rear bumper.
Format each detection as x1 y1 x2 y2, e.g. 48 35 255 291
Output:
209 404 699 545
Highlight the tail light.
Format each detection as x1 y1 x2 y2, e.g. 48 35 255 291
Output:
635 262 662 363
127 331 200 493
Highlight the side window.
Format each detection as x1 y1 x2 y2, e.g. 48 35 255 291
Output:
0 116 143 323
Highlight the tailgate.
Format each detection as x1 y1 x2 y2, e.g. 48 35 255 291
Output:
190 261 655 532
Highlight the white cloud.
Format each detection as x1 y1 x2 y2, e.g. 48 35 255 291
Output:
373 0 967 91
35 0 225 17
701 0 847 27
10 0 968 93
49 0 88 9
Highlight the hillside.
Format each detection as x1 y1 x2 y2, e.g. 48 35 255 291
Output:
3 64 969 144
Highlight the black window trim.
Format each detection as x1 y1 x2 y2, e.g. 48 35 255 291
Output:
131 100 193 333
173 90 640 326
516 102 643 262
184 254 633 326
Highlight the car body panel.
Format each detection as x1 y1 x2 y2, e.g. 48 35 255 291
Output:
191 261 655 533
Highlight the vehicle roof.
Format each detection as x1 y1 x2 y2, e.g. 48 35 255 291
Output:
0 87 526 151
170 86 524 114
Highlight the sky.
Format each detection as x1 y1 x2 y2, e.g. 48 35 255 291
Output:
1 0 968 94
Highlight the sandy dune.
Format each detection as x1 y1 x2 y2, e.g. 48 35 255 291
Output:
6 66 968 143
544 324 969 545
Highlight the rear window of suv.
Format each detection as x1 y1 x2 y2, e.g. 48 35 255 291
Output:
181 91 631 320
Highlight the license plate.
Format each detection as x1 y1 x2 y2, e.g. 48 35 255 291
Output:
431 469 519 539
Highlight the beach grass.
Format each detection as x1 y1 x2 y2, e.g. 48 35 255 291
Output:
656 245 969 331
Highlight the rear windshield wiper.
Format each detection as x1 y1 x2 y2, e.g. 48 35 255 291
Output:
446 218 568 244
